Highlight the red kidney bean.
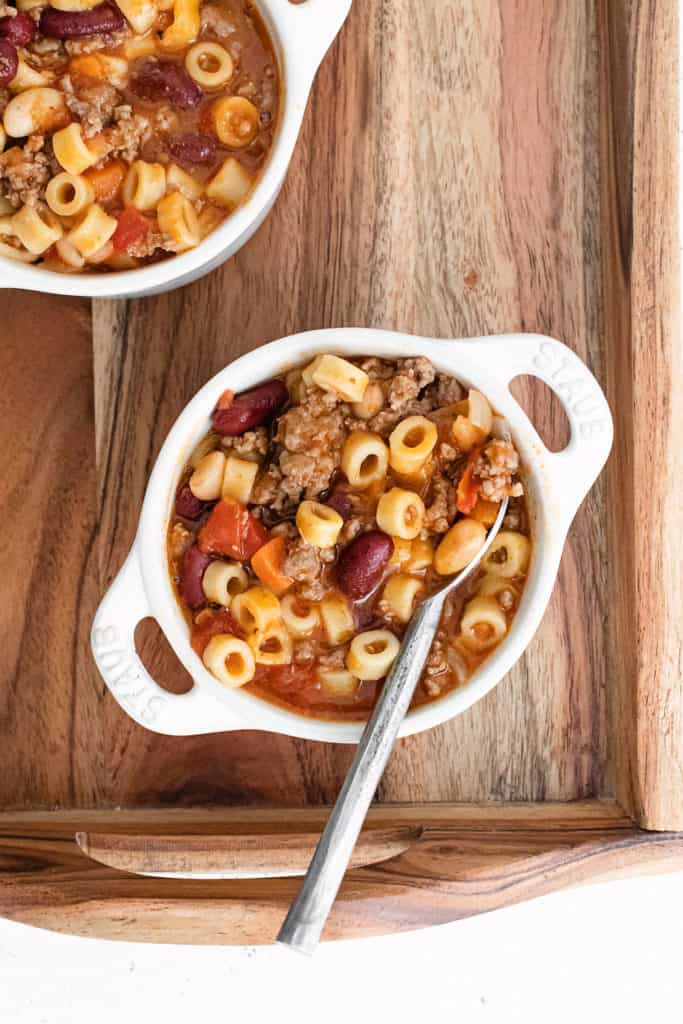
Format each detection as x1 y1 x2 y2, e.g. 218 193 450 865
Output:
336 530 393 601
212 379 288 437
39 2 124 38
0 13 35 46
326 482 353 521
132 59 203 110
175 484 210 521
179 544 212 609
168 132 217 166
0 39 17 87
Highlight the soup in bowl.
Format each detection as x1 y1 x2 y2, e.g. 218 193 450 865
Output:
0 0 352 296
167 353 531 719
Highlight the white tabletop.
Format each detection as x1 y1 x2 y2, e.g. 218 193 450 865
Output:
1 870 682 1022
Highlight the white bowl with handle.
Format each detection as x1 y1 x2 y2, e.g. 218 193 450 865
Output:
91 328 613 742
0 0 352 299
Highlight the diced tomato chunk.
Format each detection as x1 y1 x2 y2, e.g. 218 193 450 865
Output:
191 609 244 658
253 663 315 693
112 207 151 253
456 449 482 515
198 499 270 561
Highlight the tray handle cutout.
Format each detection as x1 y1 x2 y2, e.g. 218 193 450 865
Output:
91 552 240 736
75 826 422 879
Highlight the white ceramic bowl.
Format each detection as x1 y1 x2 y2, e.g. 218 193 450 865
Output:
91 328 613 742
0 0 352 299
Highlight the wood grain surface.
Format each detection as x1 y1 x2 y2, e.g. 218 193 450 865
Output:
88 0 609 809
0 0 679 855
75 825 423 877
0 293 105 810
1 802 682 944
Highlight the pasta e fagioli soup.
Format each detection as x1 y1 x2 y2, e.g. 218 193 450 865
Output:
167 353 531 721
0 0 279 271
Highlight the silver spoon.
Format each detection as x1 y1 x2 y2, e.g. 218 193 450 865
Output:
277 493 509 955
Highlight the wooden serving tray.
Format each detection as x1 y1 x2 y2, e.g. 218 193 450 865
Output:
1 0 681 944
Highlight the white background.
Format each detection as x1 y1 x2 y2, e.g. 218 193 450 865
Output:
1 871 682 1021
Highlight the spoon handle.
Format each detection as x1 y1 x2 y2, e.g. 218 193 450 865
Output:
276 594 444 956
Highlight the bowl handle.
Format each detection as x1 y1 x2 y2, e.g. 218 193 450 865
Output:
278 0 352 69
463 333 613 530
91 549 241 736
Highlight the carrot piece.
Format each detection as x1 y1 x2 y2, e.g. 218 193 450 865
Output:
456 449 481 515
251 536 294 594
198 499 270 561
69 54 103 81
83 159 127 204
216 389 234 411
470 498 499 526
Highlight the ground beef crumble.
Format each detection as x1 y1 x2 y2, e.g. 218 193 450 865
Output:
220 428 269 461
61 75 121 137
251 388 346 511
65 30 128 56
428 373 466 407
473 439 522 502
318 647 347 669
366 396 434 437
386 356 435 410
283 538 335 601
107 105 152 162
425 472 457 533
200 4 237 38
0 136 58 209
293 640 315 664
26 38 66 68
358 357 394 382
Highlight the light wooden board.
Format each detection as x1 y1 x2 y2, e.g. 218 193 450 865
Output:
90 0 608 808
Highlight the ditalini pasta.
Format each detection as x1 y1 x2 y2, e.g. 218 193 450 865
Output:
0 0 279 272
167 354 530 719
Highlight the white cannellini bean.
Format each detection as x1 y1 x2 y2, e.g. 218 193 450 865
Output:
3 88 67 139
